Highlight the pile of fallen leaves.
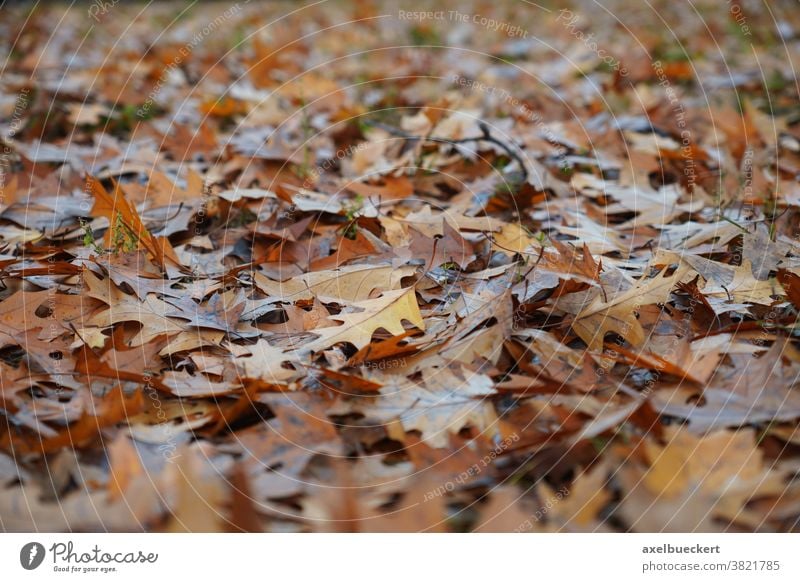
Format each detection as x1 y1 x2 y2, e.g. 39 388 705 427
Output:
2 1 800 532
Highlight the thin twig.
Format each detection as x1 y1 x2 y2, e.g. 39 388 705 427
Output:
363 119 530 182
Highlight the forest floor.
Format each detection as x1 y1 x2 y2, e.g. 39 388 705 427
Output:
1 0 800 532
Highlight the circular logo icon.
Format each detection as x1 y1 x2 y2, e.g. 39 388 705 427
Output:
20 542 46 570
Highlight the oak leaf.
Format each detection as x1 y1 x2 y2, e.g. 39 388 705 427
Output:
254 264 416 303
303 287 425 351
572 266 690 350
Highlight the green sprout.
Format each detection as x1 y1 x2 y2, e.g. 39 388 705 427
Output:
79 219 104 254
342 194 364 239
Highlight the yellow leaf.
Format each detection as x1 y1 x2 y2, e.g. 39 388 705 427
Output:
305 288 424 351
573 266 689 350
492 223 541 257
643 427 777 499
254 264 416 303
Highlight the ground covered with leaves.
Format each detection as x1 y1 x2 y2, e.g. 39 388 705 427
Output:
1 1 800 532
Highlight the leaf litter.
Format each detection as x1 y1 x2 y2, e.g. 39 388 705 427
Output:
1 1 800 532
